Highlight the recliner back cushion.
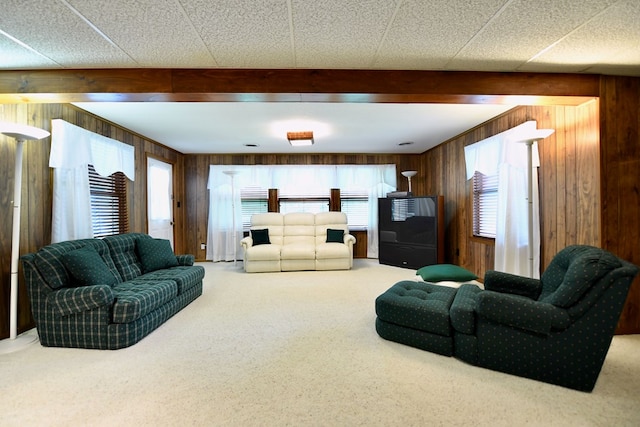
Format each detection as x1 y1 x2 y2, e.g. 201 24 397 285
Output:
250 213 284 246
283 213 315 246
540 246 621 308
315 212 348 245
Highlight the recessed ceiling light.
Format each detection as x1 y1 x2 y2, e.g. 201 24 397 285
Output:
398 141 414 146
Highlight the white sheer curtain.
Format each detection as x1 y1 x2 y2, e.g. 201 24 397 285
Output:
464 121 541 278
206 164 396 261
49 119 135 243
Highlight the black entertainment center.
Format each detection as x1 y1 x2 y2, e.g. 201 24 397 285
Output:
378 195 444 269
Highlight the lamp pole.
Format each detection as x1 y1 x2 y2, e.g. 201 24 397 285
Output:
0 123 50 353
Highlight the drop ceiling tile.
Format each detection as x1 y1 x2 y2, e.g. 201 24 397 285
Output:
0 0 134 67
374 0 506 70
291 0 397 68
448 0 618 72
0 35 60 69
520 0 640 76
67 0 217 67
180 0 294 68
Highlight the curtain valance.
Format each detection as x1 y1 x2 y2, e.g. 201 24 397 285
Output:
50 119 135 180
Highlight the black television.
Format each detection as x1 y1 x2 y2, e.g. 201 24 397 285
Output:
378 197 437 246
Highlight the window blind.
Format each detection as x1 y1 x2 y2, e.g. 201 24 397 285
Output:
89 164 129 238
473 170 498 238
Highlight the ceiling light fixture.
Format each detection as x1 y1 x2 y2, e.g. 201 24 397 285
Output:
287 131 314 147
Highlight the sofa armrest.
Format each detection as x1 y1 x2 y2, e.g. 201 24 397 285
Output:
176 254 195 266
483 270 542 299
240 236 253 250
47 285 115 318
477 291 571 335
344 233 356 246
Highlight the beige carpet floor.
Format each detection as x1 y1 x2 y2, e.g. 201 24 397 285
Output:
2 259 639 427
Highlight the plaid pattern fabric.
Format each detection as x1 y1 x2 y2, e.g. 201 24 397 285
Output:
107 282 203 349
21 233 204 350
112 280 178 324
176 254 195 266
103 233 151 281
32 239 122 290
48 285 115 317
138 266 205 294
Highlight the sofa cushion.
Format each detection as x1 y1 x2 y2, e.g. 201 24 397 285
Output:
62 245 119 287
244 243 282 261
281 244 315 260
32 239 121 290
138 265 206 294
326 228 344 243
251 228 271 245
103 233 150 281
136 238 178 273
316 242 350 259
111 279 178 324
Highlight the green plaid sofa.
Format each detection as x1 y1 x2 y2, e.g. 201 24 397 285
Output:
376 245 639 391
21 233 204 350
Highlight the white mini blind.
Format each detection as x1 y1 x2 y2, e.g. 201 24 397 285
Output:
240 186 268 230
473 170 498 238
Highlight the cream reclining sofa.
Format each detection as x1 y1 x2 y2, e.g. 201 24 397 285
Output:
240 212 356 273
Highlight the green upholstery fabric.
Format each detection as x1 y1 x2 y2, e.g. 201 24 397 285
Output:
375 280 457 356
375 280 456 335
449 284 482 335
103 233 150 282
483 270 541 299
374 245 639 392
138 265 205 294
62 245 119 287
21 233 204 350
136 238 179 273
111 280 177 324
32 238 121 290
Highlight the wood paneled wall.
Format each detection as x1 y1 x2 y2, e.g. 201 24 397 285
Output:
599 76 640 334
415 102 601 278
184 154 420 261
1 70 638 336
0 103 185 338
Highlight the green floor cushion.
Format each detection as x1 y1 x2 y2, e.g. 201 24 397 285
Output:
417 264 478 283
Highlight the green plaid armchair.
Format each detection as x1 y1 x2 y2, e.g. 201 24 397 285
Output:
451 245 639 391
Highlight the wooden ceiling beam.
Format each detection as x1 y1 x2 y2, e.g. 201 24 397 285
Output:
0 68 599 105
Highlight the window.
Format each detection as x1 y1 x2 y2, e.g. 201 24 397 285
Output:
241 186 268 231
88 164 129 238
472 170 498 238
279 186 329 215
279 198 329 214
340 189 369 230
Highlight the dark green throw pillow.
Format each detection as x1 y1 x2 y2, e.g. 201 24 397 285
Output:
136 238 178 273
416 264 478 282
251 228 271 245
62 245 118 287
326 228 344 243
